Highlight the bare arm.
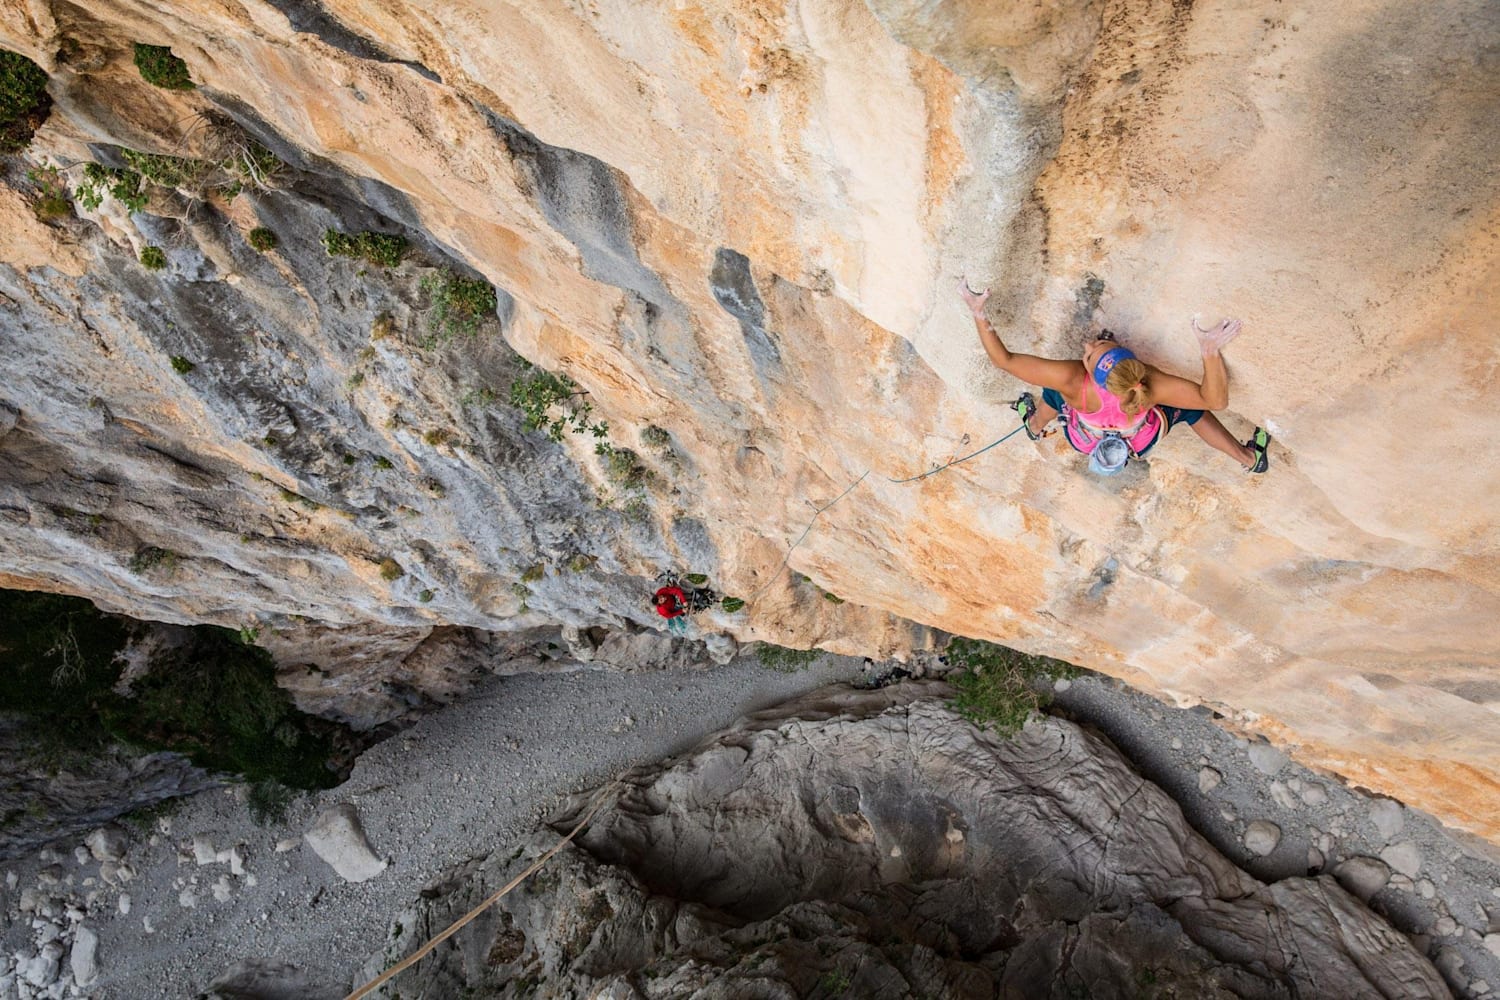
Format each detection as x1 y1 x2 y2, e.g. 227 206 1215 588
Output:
959 279 1081 393
1146 318 1241 410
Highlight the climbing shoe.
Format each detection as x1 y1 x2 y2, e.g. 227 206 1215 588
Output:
1012 392 1042 441
1244 426 1271 474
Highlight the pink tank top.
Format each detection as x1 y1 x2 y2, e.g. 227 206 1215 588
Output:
1063 383 1164 456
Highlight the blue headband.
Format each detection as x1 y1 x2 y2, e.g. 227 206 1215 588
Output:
1092 346 1136 386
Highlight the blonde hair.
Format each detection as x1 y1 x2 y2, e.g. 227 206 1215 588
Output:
1105 358 1151 415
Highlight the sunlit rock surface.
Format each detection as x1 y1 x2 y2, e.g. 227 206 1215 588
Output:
0 0 1495 838
368 683 1452 998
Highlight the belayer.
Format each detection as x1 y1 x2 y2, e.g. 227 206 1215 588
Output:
652 573 716 634
959 278 1270 475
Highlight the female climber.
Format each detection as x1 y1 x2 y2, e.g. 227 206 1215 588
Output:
958 278 1270 474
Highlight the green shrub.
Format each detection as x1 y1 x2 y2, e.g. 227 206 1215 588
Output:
418 589 434 603
121 148 211 188
248 226 277 251
0 590 340 790
246 780 297 826
605 448 652 490
945 637 1079 738
519 563 545 584
26 165 70 219
140 245 168 270
685 573 708 585
374 455 394 470
322 229 407 267
133 44 193 90
756 643 819 673
420 270 497 341
128 546 178 575
75 163 146 212
378 558 404 581
169 355 194 374
0 49 51 153
509 362 610 443
721 596 744 613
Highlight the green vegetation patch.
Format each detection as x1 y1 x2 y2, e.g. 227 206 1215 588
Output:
140 245 168 270
508 361 610 445
756 643 820 673
322 229 407 268
133 43 194 90
248 226 277 251
75 163 146 212
0 49 51 153
26 165 70 219
0 589 339 789
945 637 1081 738
121 148 212 188
421 270 497 342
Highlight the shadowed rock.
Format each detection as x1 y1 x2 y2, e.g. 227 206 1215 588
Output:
368 683 1450 998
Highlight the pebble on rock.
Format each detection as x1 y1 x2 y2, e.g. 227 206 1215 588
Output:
1247 742 1288 775
1244 820 1281 857
1198 767 1222 794
1369 799 1405 842
1299 783 1329 807
1380 841 1423 879
1334 857 1391 902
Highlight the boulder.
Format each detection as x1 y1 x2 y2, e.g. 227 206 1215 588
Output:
304 805 387 883
84 826 129 863
69 925 98 987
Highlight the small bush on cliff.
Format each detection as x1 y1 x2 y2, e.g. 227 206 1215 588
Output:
323 229 407 268
248 226 277 251
378 558 404 581
945 637 1079 738
75 163 147 213
420 270 497 342
140 246 168 270
0 49 51 153
133 43 194 90
121 148 212 188
26 165 71 219
509 361 610 445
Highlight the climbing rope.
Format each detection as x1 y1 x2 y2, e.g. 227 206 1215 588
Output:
885 424 1028 484
342 779 622 1000
741 421 1029 605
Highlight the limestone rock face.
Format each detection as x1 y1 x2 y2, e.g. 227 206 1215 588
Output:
0 0 1495 840
368 683 1451 998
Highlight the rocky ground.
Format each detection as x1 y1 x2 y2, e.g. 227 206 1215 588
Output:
2 649 1498 998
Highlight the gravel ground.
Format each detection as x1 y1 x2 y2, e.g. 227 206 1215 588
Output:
3 653 1499 999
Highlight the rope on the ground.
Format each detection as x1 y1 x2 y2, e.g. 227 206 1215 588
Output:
342 779 622 1000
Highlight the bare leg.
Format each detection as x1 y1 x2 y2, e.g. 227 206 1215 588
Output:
1028 399 1059 436
1187 413 1256 466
